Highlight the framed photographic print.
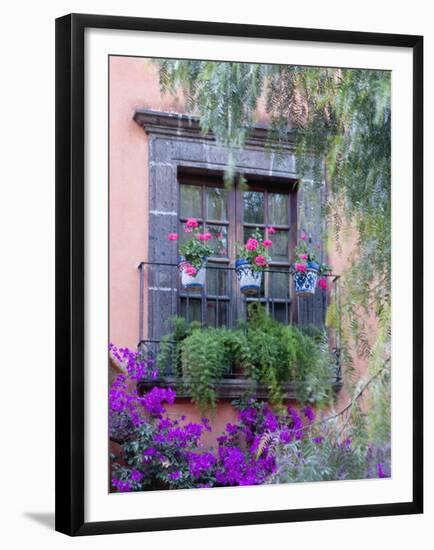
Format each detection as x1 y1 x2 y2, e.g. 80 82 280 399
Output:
55 13 423 536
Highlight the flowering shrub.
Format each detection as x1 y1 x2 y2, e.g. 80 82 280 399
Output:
109 344 161 440
110 343 390 492
212 401 315 486
110 348 213 490
236 227 274 271
294 231 331 290
168 218 217 272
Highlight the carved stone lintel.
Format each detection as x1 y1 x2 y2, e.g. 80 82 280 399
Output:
133 108 295 150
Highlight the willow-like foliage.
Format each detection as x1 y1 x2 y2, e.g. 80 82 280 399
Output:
159 60 274 182
154 59 391 444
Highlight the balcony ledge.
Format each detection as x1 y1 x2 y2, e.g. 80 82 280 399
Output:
138 375 343 401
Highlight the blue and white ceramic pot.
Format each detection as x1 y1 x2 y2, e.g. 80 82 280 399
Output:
235 258 262 296
294 261 320 296
179 257 206 291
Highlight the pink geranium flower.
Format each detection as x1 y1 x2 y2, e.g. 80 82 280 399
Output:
300 231 308 241
263 239 273 247
246 238 259 251
318 278 327 290
299 253 308 260
267 226 277 235
168 232 179 241
196 232 212 241
185 218 199 228
185 265 197 276
254 255 267 267
295 262 307 272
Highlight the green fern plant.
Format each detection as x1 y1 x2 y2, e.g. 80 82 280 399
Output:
156 308 335 412
180 328 225 413
247 304 334 408
156 316 201 376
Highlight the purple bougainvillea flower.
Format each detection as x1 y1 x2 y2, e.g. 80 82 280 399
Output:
303 406 315 422
279 430 293 444
143 447 157 458
158 418 173 430
225 423 239 436
141 387 176 416
112 478 132 492
187 452 216 478
264 410 279 432
238 407 257 425
377 463 386 478
201 417 212 432
130 469 144 482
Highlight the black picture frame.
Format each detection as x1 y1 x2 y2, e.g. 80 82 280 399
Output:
55 13 423 536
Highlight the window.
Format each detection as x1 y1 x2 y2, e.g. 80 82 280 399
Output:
177 173 298 327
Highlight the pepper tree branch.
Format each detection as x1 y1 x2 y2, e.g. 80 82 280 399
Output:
293 358 390 434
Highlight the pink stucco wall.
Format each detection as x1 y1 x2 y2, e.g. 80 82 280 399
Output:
109 58 185 348
328 231 376 412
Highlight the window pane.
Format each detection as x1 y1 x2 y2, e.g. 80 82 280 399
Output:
180 184 201 219
207 225 228 257
269 193 288 225
207 263 229 296
270 230 289 261
180 298 202 322
269 271 290 299
206 187 228 221
243 191 264 224
206 301 229 328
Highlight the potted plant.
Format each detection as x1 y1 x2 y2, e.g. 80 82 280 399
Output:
168 218 215 290
293 231 331 296
235 228 273 295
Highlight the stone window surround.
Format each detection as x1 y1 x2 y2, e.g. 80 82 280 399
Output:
132 109 334 397
133 109 304 334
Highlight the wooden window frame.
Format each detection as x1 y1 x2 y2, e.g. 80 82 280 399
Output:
177 173 299 327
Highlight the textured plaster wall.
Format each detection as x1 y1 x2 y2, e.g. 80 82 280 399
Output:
109 58 185 348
